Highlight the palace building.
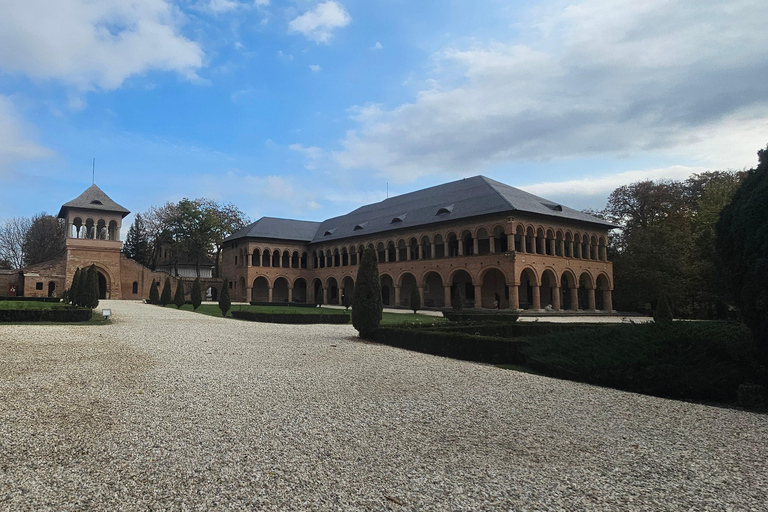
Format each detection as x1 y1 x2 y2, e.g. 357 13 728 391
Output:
222 176 615 312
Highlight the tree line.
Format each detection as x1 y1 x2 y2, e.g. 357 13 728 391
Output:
0 213 66 269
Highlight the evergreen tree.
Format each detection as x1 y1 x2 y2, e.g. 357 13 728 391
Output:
122 213 152 267
85 264 99 309
352 247 383 338
218 278 231 317
191 277 202 310
653 295 674 323
452 285 464 311
343 289 352 310
149 280 159 305
160 277 172 306
174 278 185 308
76 267 89 306
315 286 324 306
70 267 81 306
410 286 421 314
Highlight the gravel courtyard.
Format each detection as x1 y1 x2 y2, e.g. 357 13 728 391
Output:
1 301 766 510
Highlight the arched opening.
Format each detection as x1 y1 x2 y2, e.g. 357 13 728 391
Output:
48 281 56 297
341 248 349 266
447 233 459 257
333 249 340 267
423 271 444 308
409 238 419 260
273 277 289 303
262 249 271 267
399 273 417 308
476 228 490 255
252 276 269 302
300 252 308 269
556 231 564 256
318 251 325 268
85 218 95 239
515 225 526 252
387 241 397 263
481 268 506 309
380 274 394 306
462 231 474 256
433 234 445 258
71 217 83 238
420 236 431 259
108 220 119 241
519 268 537 310
326 277 339 305
97 219 107 240
252 249 261 266
326 250 333 268
312 278 323 304
596 274 612 311
282 251 290 268
492 225 507 253
451 269 474 307
292 251 299 268
293 278 308 303
546 229 555 256
377 243 386 264
206 286 219 301
272 250 281 268
349 247 358 266
341 276 354 306
541 269 558 310
526 227 535 254
397 240 407 261
536 227 545 254
132 281 139 294
579 273 594 310
560 272 576 310
97 271 107 299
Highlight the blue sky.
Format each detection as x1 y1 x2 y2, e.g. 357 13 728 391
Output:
1 0 767 227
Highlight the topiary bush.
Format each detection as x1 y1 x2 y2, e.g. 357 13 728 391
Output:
218 278 231 317
84 264 99 309
654 295 673 323
173 278 185 308
69 267 81 305
149 280 159 305
191 277 202 310
410 287 421 313
160 277 172 306
352 247 382 338
452 286 464 311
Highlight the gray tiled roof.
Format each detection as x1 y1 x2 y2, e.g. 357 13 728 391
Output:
224 217 322 243
57 184 130 218
310 176 614 243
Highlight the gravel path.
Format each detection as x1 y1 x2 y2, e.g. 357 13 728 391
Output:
1 301 766 510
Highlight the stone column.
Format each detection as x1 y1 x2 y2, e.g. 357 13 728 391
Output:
418 245 424 260
473 239 479 255
587 287 596 310
430 243 435 259
552 286 561 311
288 288 293 303
532 285 541 310
575 243 581 259
570 287 579 310
568 241 574 258
246 286 252 302
458 240 464 256
417 287 425 308
507 234 515 252
443 241 449 258
395 248 400 262
444 285 452 308
539 237 546 254
530 236 536 254
489 237 496 253
268 286 273 303
394 286 401 307
602 289 613 311
406 247 411 261
323 287 328 305
509 284 519 310
474 285 482 308
558 239 565 257
549 239 556 255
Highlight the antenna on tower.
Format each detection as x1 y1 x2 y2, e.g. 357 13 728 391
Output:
386 182 389 199
92 158 95 185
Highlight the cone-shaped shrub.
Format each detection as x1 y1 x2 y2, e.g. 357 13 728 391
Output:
160 277 172 306
410 287 421 314
452 285 464 311
218 278 231 317
654 295 674 323
76 267 89 306
85 264 99 309
315 286 324 306
343 290 352 310
70 268 81 305
191 277 202 310
352 247 382 338
149 280 159 305
174 278 185 308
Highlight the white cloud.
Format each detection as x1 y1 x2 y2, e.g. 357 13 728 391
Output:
0 0 204 91
254 0 270 6
0 96 54 173
206 0 240 13
335 0 768 182
308 64 322 72
288 1 351 44
277 50 294 61
371 41 383 50
289 143 324 169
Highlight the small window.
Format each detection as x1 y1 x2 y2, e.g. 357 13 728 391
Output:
541 202 563 211
436 204 454 215
36 282 43 290
90 200 103 205
235 256 238 265
353 222 368 231
229 281 233 289
391 213 407 224
323 228 337 236
132 282 138 294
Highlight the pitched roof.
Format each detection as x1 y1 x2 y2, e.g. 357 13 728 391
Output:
57 184 130 218
310 175 614 243
224 217 322 243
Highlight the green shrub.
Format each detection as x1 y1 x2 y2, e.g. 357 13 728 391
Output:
343 290 352 310
315 286 324 306
521 321 757 403
84 265 99 309
173 278 185 308
443 311 519 323
654 295 674 323
452 286 464 311
149 280 159 305
160 277 172 306
352 247 382 338
0 307 92 322
410 287 421 313
231 311 350 324
191 277 202 310
69 268 81 305
218 278 231 317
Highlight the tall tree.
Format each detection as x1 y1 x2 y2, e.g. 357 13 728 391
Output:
191 277 202 310
0 216 32 269
199 200 249 278
174 278 185 308
122 213 152 267
149 280 160 305
716 145 768 346
218 278 231 317
352 247 382 338
22 213 66 266
160 277 172 306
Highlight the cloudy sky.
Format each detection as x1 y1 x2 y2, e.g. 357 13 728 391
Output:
1 0 766 225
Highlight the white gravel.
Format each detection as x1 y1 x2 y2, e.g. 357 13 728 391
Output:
1 300 765 510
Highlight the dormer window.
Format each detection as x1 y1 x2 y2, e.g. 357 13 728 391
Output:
353 222 368 231
390 213 407 224
323 228 337 236
436 204 454 215
90 200 103 205
541 202 563 211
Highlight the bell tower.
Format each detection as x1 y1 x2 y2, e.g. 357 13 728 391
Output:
57 185 130 299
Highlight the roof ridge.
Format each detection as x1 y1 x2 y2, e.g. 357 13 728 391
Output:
479 175 519 212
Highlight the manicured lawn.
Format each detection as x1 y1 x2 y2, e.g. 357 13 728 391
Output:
159 303 444 325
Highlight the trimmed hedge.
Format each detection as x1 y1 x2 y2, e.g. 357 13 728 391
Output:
443 311 519 323
0 296 61 303
0 307 93 322
521 321 757 403
413 321 603 339
232 310 350 324
373 326 527 365
249 301 318 308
